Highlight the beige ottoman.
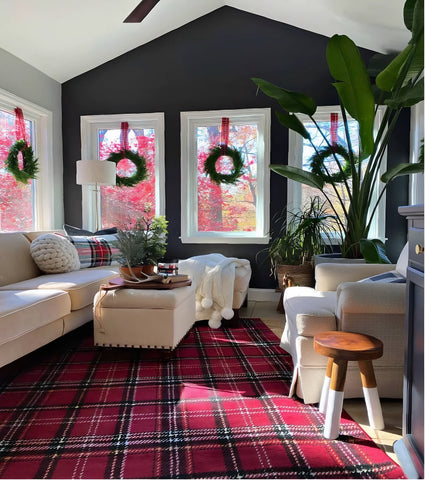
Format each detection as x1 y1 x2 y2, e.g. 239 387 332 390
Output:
93 284 196 350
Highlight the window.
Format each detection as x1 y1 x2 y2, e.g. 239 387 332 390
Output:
181 108 270 243
0 88 54 232
80 113 165 230
288 106 386 241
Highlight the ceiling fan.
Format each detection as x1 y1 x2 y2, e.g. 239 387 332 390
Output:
123 0 160 23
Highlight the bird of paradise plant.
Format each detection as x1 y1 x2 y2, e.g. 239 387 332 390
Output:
253 0 424 260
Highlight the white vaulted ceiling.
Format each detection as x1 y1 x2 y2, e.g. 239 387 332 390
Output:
0 0 410 83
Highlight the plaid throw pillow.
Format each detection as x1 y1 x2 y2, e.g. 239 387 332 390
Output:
359 270 406 284
68 234 120 268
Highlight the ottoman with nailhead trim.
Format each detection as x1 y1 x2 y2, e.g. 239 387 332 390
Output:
93 283 196 350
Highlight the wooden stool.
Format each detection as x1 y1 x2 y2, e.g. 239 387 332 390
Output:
314 331 384 440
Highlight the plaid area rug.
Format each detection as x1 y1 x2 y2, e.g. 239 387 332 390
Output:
0 319 404 479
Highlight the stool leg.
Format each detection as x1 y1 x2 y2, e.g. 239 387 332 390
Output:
324 359 347 440
358 360 385 430
319 358 333 414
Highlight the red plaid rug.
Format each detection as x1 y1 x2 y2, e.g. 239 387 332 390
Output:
0 319 404 479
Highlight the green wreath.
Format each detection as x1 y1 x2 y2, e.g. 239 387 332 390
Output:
310 144 356 183
106 149 148 187
204 145 244 185
6 139 39 184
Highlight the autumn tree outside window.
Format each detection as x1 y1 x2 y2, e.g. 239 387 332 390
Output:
80 113 165 230
181 108 271 244
287 105 387 243
0 88 54 232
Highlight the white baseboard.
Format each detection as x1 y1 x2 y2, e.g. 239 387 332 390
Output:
248 288 281 302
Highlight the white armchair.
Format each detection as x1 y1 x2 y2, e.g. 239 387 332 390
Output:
281 248 407 404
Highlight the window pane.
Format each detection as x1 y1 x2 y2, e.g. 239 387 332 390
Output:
196 124 258 233
98 128 156 227
0 109 34 232
301 117 359 225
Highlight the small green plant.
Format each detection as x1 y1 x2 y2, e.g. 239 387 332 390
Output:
263 196 337 277
115 206 168 267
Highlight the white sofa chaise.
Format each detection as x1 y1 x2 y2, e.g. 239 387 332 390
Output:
0 231 119 368
281 249 407 404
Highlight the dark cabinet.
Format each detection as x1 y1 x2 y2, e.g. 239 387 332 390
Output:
395 205 424 479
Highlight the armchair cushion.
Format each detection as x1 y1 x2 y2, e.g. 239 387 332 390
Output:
283 287 336 337
315 263 397 291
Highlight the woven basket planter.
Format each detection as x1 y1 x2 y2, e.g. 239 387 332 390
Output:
276 263 314 291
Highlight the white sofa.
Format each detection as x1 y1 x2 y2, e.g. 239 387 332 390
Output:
0 231 119 368
281 250 407 404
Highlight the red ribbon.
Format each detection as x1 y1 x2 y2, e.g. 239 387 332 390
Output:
330 113 338 145
14 107 27 143
120 122 129 157
220 117 229 154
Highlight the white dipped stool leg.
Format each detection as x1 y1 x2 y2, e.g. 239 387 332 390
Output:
324 389 345 439
323 358 347 440
363 387 385 430
359 360 385 430
319 358 333 414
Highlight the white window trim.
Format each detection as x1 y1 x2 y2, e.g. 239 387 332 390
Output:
180 108 271 244
80 113 165 231
409 100 424 205
0 87 54 230
287 105 387 241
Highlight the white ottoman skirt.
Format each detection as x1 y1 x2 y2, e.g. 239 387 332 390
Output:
93 284 196 350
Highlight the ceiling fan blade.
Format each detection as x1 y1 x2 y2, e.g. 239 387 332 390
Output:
123 0 160 23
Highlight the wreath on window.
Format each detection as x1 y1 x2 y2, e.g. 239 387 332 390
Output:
204 145 244 185
310 143 355 183
6 139 39 184
106 149 148 187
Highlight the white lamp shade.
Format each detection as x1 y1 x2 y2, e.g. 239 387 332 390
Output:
76 160 116 186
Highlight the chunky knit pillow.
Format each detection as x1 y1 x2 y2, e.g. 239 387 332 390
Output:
30 233 80 273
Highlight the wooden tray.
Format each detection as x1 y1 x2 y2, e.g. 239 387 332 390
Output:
106 277 192 290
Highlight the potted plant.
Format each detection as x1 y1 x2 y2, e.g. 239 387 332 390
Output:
115 207 168 280
252 0 424 262
264 196 337 291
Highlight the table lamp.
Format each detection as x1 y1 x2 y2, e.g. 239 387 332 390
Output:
76 160 116 231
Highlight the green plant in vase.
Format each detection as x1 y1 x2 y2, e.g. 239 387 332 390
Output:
263 196 337 290
253 0 424 262
115 205 168 280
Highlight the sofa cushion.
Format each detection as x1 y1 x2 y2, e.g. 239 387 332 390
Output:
284 286 337 337
63 224 117 236
0 290 71 346
68 235 121 268
30 233 80 273
0 267 119 311
0 233 41 287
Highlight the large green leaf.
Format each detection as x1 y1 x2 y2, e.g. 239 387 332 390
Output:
404 0 418 31
410 0 424 43
252 78 317 116
360 238 391 263
385 77 424 108
275 111 310 139
326 35 375 157
376 44 413 92
270 164 324 190
381 161 425 183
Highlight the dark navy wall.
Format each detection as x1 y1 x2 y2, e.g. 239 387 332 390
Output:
62 7 409 288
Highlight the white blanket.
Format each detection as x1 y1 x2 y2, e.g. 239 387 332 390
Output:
178 254 251 329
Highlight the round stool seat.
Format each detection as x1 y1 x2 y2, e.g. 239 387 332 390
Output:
314 331 383 361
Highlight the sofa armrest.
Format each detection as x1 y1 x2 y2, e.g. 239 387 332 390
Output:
315 263 397 291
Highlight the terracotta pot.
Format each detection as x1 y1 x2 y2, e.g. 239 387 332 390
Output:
119 264 156 280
